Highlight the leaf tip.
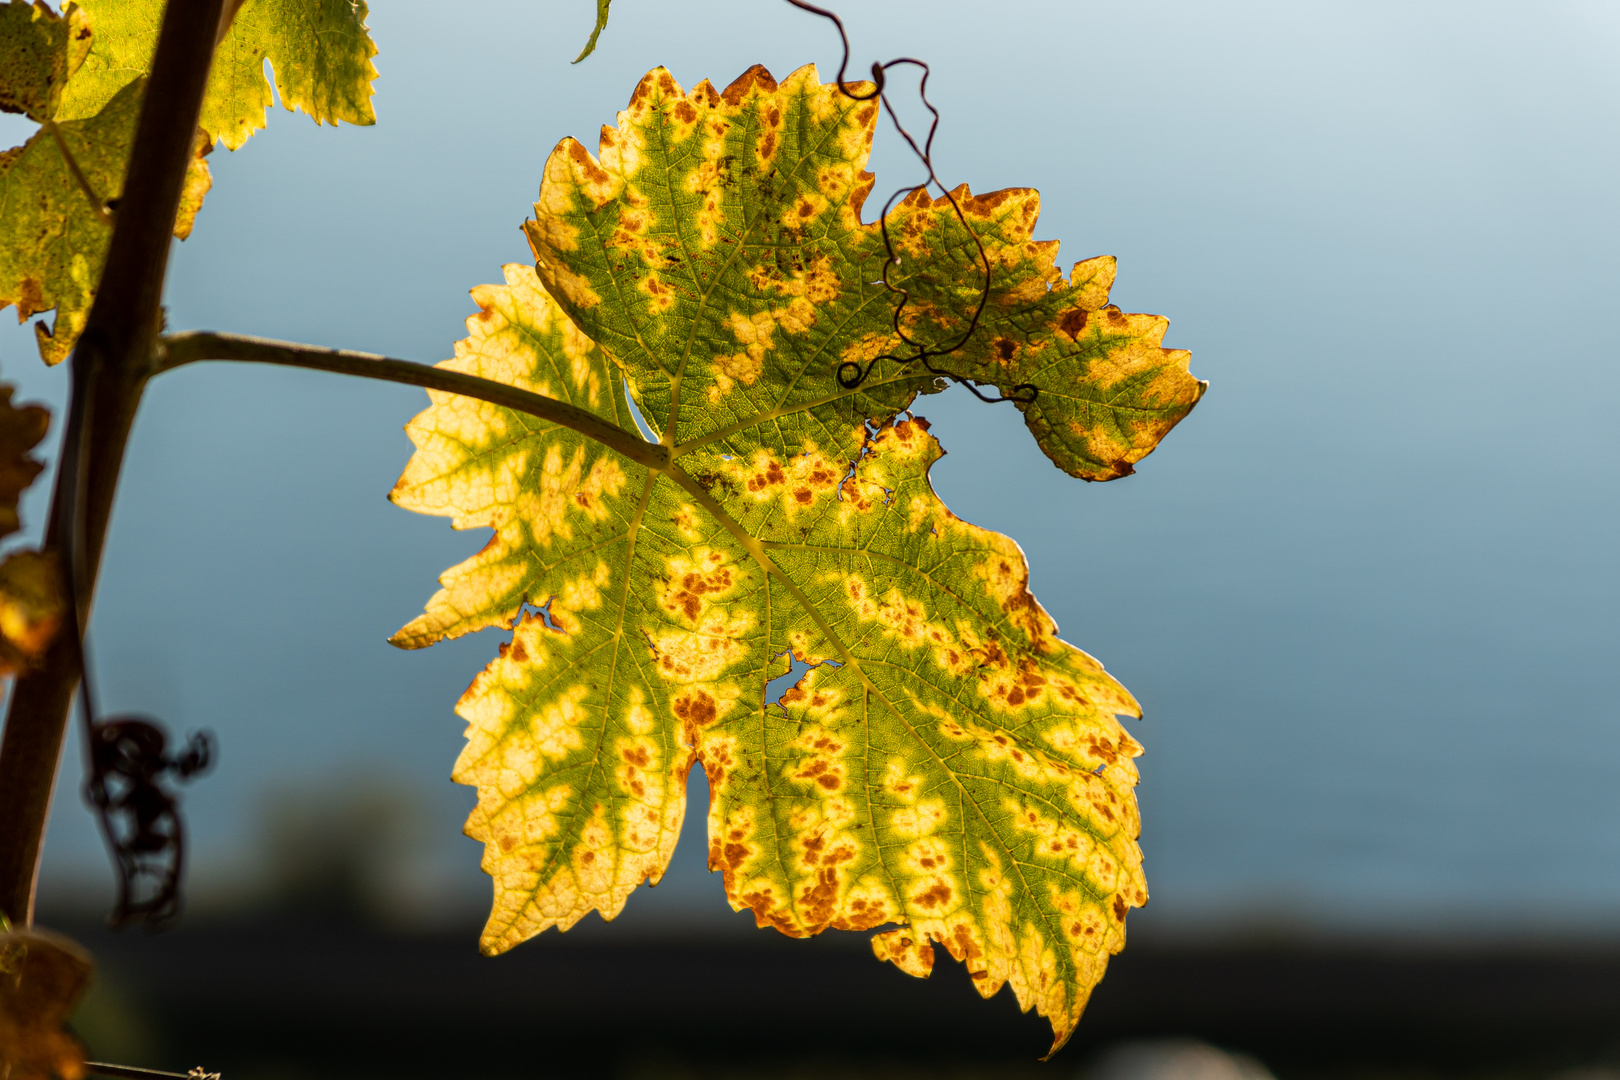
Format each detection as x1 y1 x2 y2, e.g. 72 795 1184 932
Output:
570 0 612 63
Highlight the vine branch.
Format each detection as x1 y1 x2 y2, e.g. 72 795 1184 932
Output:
155 332 670 472
0 0 227 929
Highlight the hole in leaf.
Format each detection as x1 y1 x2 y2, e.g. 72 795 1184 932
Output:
837 418 885 501
622 379 658 443
518 597 561 632
763 650 843 714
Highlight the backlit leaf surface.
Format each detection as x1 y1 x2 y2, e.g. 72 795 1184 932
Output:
396 65 1202 1054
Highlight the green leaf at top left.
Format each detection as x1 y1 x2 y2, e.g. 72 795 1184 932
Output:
55 0 378 150
0 1 91 123
0 78 211 364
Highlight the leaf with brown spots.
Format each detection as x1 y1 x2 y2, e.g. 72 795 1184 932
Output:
397 64 1201 1056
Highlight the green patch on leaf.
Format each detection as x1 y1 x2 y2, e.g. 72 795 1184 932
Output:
0 78 210 363
0 0 91 123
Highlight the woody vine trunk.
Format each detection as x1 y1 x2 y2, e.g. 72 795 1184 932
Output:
0 0 227 927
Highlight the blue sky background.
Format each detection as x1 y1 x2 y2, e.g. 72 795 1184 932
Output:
4 0 1619 937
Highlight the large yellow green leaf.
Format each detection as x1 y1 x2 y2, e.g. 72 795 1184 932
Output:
0 77 210 363
395 65 1203 1055
56 0 378 150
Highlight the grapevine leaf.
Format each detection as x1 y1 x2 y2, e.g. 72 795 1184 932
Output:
396 65 1202 1055
0 0 91 123
0 929 91 1080
56 0 378 150
0 379 61 674
0 379 48 540
572 0 611 64
205 0 378 149
0 77 211 363
0 550 64 676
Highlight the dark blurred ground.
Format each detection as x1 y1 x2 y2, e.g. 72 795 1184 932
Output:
46 905 1620 1080
38 779 1620 1080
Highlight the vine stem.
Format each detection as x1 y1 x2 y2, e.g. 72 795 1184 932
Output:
155 332 669 472
0 0 227 928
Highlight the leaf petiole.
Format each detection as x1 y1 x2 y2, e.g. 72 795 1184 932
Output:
44 121 114 226
154 331 670 472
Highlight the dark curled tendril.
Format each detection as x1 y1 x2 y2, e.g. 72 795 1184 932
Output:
62 366 213 930
785 0 1037 407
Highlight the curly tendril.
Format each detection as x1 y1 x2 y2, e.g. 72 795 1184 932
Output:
784 0 1036 406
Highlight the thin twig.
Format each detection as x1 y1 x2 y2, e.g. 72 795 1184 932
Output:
784 0 1035 406
45 121 114 226
87 1063 220 1080
155 331 671 473
0 0 227 929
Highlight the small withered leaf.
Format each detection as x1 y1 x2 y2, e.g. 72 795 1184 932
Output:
0 928 92 1080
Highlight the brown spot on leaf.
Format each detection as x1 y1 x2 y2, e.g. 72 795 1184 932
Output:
568 139 610 186
673 690 719 727
1059 308 1089 339
746 460 787 492
913 882 952 909
801 867 839 925
721 64 778 106
741 887 798 934
16 278 44 320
